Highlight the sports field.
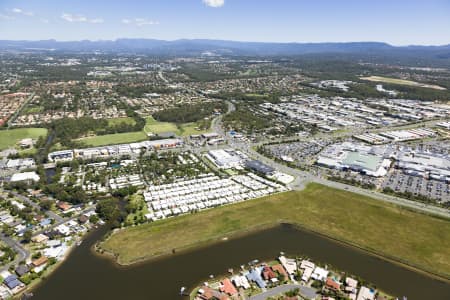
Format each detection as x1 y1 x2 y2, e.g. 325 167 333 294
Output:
0 128 48 150
361 76 446 90
100 183 450 279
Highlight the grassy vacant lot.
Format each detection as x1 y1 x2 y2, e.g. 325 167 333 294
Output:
144 116 210 136
178 122 210 136
79 131 148 147
0 128 48 150
144 116 179 134
107 117 136 126
76 116 211 147
100 183 450 278
361 76 446 90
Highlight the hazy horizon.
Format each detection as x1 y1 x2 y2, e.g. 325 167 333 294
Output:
0 0 449 46
0 38 449 48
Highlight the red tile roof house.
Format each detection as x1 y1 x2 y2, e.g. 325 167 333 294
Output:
197 286 230 300
271 264 289 280
219 278 238 296
32 256 49 268
325 277 341 291
262 266 277 281
56 201 72 211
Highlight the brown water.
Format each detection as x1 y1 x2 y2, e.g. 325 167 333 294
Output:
32 224 450 300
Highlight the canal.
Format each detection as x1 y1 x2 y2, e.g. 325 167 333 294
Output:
32 224 450 300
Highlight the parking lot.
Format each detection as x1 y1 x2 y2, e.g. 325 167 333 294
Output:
382 170 450 204
265 140 331 166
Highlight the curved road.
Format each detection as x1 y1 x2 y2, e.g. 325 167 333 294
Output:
0 232 29 272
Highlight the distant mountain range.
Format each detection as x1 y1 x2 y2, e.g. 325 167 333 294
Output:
1 38 450 61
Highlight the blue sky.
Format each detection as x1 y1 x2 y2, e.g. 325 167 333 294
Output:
0 0 449 45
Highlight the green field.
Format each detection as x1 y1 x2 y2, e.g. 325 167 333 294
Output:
178 122 210 136
361 76 446 90
144 116 210 136
100 183 450 278
78 131 148 147
144 116 180 135
107 117 136 126
0 128 48 150
76 116 210 147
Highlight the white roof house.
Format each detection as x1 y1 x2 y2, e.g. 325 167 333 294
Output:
311 266 329 281
10 171 40 182
357 286 375 300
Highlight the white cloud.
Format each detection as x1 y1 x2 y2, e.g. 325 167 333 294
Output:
11 8 34 16
0 13 15 21
61 13 104 24
122 18 159 26
90 18 104 24
203 0 225 8
40 18 50 24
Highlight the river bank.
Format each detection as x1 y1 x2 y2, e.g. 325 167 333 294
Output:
98 183 450 279
31 224 450 300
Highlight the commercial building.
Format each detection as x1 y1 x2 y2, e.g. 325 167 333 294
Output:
395 150 450 181
245 160 275 176
48 138 183 162
317 142 392 177
206 149 245 169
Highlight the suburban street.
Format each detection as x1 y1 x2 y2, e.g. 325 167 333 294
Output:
9 190 64 223
0 232 29 273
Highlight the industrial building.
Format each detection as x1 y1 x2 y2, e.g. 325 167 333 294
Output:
354 128 436 145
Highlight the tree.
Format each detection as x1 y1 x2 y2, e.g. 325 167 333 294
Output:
39 199 53 211
22 230 33 243
96 198 123 227
89 214 99 224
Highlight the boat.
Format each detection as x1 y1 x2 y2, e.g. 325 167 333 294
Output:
179 287 186 296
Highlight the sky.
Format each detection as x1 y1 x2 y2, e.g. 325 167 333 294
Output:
0 0 449 45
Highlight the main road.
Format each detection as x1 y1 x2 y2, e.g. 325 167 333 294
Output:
232 140 450 219
209 102 450 219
